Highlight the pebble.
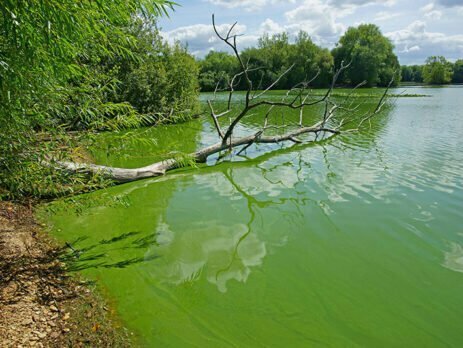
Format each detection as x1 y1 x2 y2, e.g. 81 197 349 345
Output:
22 319 33 326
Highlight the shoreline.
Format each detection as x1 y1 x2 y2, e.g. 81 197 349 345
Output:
0 201 131 347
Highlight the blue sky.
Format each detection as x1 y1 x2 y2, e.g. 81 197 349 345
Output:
159 0 463 64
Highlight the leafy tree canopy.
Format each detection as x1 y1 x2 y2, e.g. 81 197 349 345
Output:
199 51 239 91
198 31 334 91
401 65 424 83
332 24 400 87
0 1 204 199
422 56 453 85
452 59 463 83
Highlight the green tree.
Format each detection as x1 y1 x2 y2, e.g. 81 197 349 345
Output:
199 51 238 91
452 59 463 83
239 47 270 89
0 0 175 198
401 66 413 82
114 20 200 121
287 31 333 88
332 24 400 87
410 65 424 83
422 56 452 85
231 33 294 90
257 33 293 89
401 65 424 83
239 32 333 90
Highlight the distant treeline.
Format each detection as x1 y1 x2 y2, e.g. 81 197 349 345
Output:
199 24 400 91
401 57 463 84
198 24 463 91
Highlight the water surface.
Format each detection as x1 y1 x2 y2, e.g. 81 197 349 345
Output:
46 87 463 347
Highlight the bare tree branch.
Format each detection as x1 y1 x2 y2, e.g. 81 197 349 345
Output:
207 100 225 139
252 64 295 100
49 17 391 184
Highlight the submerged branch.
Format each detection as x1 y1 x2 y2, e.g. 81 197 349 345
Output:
51 123 340 183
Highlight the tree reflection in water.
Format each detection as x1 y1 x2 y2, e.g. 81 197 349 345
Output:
144 151 320 292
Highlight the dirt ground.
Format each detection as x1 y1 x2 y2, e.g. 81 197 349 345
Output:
0 201 130 347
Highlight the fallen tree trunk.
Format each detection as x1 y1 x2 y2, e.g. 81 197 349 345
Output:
53 15 392 185
55 125 340 183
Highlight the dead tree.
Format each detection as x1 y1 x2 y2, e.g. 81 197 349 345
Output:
54 16 392 183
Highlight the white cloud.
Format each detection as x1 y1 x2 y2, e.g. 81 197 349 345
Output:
280 0 399 46
284 0 347 41
399 45 421 53
420 3 443 19
386 20 463 63
420 2 435 11
260 18 285 35
160 0 463 63
425 9 443 18
166 0 352 57
373 11 401 21
162 22 253 56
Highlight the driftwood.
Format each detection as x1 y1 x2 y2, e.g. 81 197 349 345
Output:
53 15 392 183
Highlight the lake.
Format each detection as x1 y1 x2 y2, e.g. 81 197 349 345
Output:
44 86 463 347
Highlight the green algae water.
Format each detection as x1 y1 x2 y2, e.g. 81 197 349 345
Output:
45 87 463 347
